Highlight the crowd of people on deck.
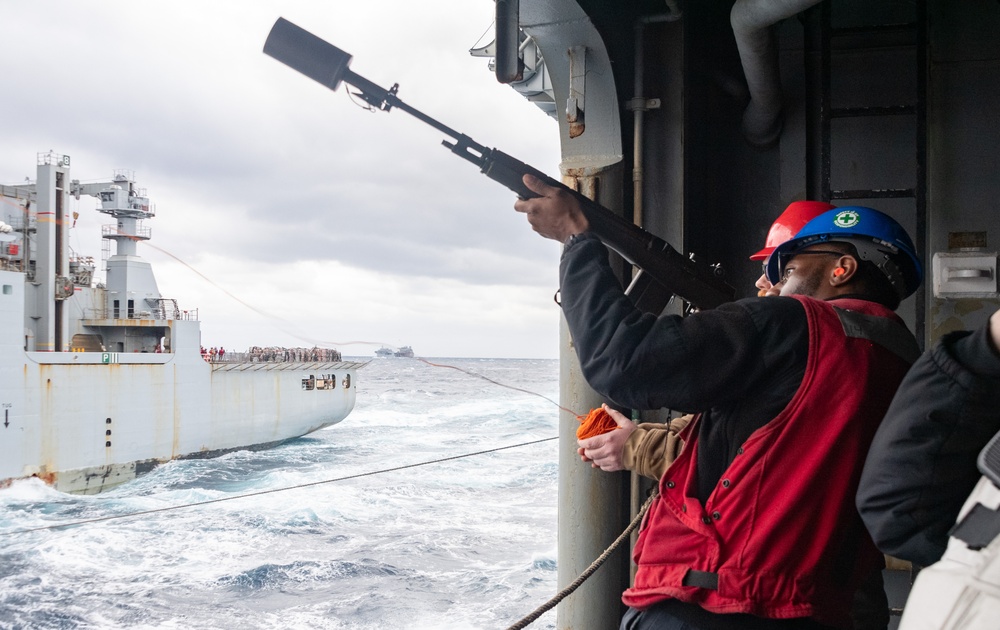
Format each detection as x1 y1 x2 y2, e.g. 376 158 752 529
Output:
199 346 342 363
201 346 225 362
247 346 343 362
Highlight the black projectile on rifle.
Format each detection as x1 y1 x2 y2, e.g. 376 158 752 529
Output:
263 18 735 312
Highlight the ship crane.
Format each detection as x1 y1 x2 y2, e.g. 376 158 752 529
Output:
69 172 164 325
71 171 155 260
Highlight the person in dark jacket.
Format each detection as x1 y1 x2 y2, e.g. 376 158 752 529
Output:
578 198 889 629
579 200 837 478
514 175 922 629
857 308 1000 567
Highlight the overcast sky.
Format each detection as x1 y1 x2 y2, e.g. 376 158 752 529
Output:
0 1 564 359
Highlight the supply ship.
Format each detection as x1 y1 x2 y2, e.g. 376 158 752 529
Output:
0 152 365 494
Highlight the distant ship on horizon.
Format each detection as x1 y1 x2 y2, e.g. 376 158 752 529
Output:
374 345 414 358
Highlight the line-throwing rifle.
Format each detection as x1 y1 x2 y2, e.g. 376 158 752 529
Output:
263 18 735 312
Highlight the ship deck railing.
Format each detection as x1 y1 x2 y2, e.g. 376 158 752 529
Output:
210 350 345 364
81 307 199 321
207 352 367 373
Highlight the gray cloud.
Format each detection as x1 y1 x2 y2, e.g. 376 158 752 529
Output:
0 0 564 358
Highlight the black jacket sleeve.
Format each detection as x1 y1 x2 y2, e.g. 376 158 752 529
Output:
558 233 806 412
857 319 1000 566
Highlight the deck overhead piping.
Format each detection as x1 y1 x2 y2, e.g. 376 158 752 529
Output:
731 0 825 148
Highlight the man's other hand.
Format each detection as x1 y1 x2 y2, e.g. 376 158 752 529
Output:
577 404 637 472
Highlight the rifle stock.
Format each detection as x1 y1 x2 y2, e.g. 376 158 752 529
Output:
263 17 736 312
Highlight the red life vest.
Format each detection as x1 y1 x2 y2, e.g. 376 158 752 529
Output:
623 296 918 628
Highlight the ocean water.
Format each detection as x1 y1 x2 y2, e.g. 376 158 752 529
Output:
0 358 560 630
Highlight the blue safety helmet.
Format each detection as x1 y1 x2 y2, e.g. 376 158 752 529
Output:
765 206 923 301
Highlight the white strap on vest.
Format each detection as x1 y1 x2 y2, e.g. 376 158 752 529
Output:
898 476 1000 629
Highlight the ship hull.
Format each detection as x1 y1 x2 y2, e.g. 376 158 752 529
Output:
1 265 362 495
1 348 363 494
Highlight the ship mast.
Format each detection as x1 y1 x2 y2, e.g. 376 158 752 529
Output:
74 170 160 319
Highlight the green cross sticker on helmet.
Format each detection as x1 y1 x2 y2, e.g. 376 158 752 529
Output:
834 210 860 228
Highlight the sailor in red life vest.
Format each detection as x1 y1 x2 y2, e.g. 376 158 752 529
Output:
582 199 836 486
514 175 922 629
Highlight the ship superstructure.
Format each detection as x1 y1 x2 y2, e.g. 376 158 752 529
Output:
0 152 365 494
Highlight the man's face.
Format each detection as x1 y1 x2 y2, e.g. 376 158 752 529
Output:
777 246 845 299
755 272 783 297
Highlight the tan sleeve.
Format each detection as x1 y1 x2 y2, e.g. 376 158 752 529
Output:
622 414 694 481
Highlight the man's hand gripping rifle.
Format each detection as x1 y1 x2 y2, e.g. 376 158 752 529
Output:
263 18 735 312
